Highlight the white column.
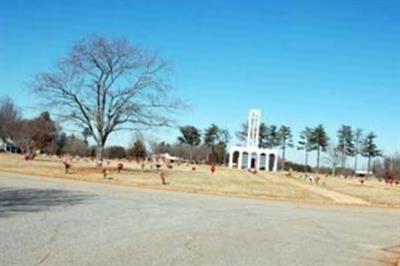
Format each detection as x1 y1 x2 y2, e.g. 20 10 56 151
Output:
228 150 234 168
273 153 278 172
238 152 243 169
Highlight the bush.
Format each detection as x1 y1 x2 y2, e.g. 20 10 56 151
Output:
105 146 126 159
283 161 312 172
127 140 147 159
373 155 400 179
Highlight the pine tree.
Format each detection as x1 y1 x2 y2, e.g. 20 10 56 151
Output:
337 125 355 169
278 125 293 170
311 125 329 171
204 124 229 163
362 132 382 176
266 125 280 148
235 122 248 144
128 140 147 159
178 125 201 161
298 127 315 173
258 123 269 148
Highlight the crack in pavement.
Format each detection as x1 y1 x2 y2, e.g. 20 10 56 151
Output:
34 217 62 266
183 232 203 266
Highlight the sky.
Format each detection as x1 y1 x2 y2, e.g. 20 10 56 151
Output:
1 0 399 168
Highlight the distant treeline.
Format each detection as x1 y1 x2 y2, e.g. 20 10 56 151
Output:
1 96 398 178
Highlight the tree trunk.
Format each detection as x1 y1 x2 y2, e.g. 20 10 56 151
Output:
304 150 309 174
316 147 321 172
96 142 104 167
211 145 215 163
353 154 358 176
281 146 286 171
332 164 337 176
189 145 193 161
341 151 346 170
367 155 371 177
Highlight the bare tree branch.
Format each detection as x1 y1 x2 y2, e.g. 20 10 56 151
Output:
30 35 181 165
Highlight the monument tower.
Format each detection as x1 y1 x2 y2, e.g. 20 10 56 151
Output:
228 109 278 171
247 109 260 148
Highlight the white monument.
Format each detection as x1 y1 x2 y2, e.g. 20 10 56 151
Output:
228 109 278 171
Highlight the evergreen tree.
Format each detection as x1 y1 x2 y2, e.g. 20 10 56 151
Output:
236 121 269 148
265 125 280 148
337 125 355 169
278 125 293 170
235 122 248 144
311 124 329 171
54 133 67 156
29 112 59 152
106 146 127 159
204 124 229 163
128 140 147 159
362 132 382 175
298 127 315 173
178 125 201 160
258 123 269 148
151 141 171 154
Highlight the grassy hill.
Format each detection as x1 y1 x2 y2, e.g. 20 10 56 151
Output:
0 153 399 208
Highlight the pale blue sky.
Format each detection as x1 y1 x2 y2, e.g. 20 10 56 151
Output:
1 0 399 167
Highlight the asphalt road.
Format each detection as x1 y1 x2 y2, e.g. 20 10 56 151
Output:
0 175 399 266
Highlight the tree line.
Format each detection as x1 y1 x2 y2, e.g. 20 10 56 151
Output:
234 121 382 175
0 97 148 160
0 96 230 163
0 97 58 154
0 95 388 176
177 124 229 164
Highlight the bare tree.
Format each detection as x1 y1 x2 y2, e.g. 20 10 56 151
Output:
0 97 21 139
324 144 341 176
31 36 181 165
353 128 363 174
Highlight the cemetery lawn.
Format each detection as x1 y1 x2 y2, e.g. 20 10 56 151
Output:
1 153 399 208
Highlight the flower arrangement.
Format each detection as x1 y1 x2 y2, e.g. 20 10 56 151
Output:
210 164 216 174
117 163 124 173
102 168 109 179
63 161 71 174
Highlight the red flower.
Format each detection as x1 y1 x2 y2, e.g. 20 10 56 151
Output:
63 161 71 173
210 164 216 174
117 163 124 173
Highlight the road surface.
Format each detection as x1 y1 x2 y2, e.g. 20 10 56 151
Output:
0 174 399 266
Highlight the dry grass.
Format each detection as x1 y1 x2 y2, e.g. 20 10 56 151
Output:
322 176 400 208
0 153 329 203
288 172 400 208
1 153 399 208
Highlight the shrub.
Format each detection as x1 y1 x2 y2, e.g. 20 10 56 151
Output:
105 146 126 159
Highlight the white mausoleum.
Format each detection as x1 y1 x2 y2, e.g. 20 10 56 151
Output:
228 109 278 171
